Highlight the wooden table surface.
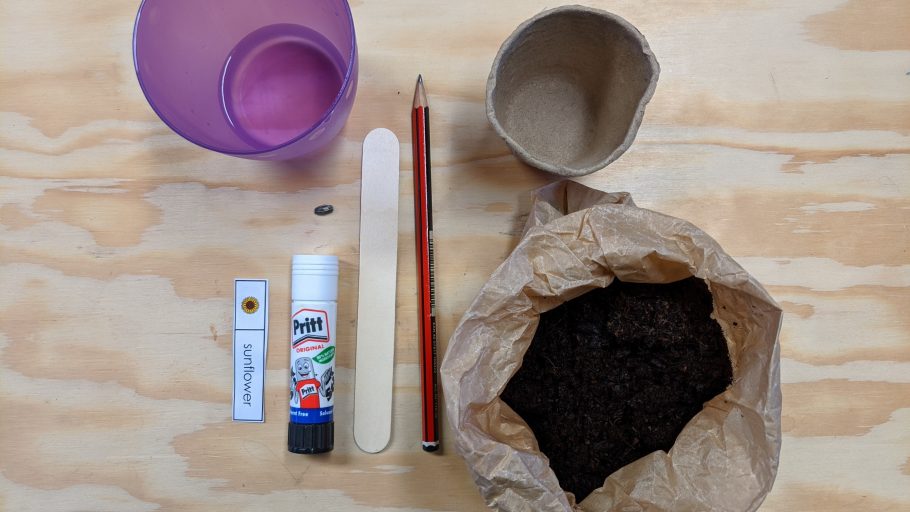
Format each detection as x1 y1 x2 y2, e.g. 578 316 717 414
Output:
2 1 909 510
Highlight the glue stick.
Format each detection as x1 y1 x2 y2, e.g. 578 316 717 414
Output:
288 255 338 454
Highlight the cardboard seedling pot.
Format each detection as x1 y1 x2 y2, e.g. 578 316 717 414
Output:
486 5 660 177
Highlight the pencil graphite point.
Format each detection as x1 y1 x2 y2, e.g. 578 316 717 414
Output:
413 75 428 109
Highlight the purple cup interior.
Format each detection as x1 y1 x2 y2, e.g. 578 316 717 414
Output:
133 0 357 160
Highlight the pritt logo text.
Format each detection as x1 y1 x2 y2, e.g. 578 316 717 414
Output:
292 309 330 346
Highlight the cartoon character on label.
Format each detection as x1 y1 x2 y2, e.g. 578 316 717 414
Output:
290 356 334 408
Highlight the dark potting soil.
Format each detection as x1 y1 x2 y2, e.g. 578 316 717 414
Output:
501 277 733 501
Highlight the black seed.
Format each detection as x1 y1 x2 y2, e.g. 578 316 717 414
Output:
314 204 334 216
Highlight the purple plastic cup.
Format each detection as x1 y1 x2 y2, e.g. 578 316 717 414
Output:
133 0 358 160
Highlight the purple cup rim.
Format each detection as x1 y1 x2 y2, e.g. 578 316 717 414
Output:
132 0 358 156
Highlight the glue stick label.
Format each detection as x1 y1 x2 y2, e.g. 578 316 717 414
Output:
289 305 336 424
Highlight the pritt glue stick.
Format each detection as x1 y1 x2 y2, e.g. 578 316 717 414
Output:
288 255 338 454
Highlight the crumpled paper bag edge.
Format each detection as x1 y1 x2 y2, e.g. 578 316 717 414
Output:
441 181 783 512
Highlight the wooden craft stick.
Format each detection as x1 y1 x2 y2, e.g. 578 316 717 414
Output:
353 128 400 453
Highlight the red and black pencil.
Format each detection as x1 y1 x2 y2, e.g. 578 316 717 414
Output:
412 75 439 452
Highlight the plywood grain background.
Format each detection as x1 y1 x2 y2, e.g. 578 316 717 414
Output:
1 0 908 510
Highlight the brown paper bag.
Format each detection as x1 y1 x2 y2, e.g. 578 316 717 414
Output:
441 181 782 511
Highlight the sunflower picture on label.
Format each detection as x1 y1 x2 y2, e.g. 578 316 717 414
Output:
241 296 259 314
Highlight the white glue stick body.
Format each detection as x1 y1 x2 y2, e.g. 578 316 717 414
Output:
288 255 338 454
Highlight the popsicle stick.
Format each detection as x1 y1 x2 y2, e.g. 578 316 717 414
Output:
353 128 400 453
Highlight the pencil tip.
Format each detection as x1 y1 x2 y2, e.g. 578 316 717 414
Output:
413 74 428 108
